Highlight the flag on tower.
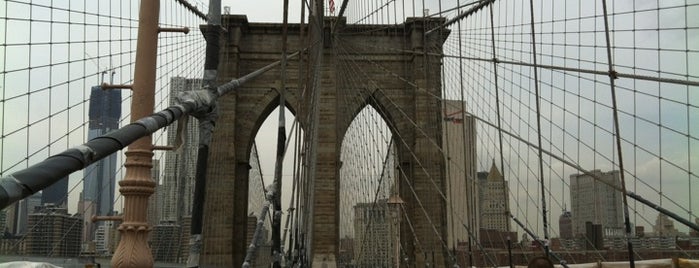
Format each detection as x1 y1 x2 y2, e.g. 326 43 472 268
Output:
329 0 335 14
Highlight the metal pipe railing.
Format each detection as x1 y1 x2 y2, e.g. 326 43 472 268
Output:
0 53 301 211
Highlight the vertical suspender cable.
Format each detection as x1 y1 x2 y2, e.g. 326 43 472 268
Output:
526 0 550 257
455 2 474 267
599 0 635 267
188 1 220 267
278 119 300 264
489 3 506 214
289 1 307 265
281 123 298 263
452 4 480 266
272 1 290 267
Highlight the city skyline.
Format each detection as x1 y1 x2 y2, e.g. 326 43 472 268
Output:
3 1 699 253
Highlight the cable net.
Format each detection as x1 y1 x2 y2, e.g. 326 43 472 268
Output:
0 0 697 266
0 0 206 263
331 0 698 266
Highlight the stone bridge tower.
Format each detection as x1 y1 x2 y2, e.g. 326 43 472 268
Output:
200 14 450 267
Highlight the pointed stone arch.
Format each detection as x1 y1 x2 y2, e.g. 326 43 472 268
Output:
202 15 450 267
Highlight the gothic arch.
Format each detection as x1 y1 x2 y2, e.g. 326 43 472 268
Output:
202 15 449 267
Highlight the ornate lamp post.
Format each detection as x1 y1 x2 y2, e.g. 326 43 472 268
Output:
110 0 159 266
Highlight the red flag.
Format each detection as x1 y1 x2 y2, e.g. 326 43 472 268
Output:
329 0 335 13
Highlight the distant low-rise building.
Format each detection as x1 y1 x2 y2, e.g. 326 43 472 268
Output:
25 204 81 257
636 226 645 237
95 220 119 256
338 236 355 268
108 217 121 256
178 215 192 263
478 229 517 249
653 213 682 237
353 200 396 268
0 236 24 255
151 221 182 263
0 208 7 235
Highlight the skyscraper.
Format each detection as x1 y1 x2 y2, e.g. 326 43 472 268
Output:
442 100 479 248
158 78 203 263
41 176 68 208
82 85 121 243
161 77 201 222
559 210 573 239
569 170 624 237
477 162 511 232
653 213 680 236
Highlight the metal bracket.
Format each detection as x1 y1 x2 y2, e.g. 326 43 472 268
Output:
92 215 124 223
159 27 190 34
152 145 174 151
101 83 133 90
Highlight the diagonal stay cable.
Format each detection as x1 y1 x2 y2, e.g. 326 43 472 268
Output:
0 50 303 210
334 38 482 264
356 36 699 220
